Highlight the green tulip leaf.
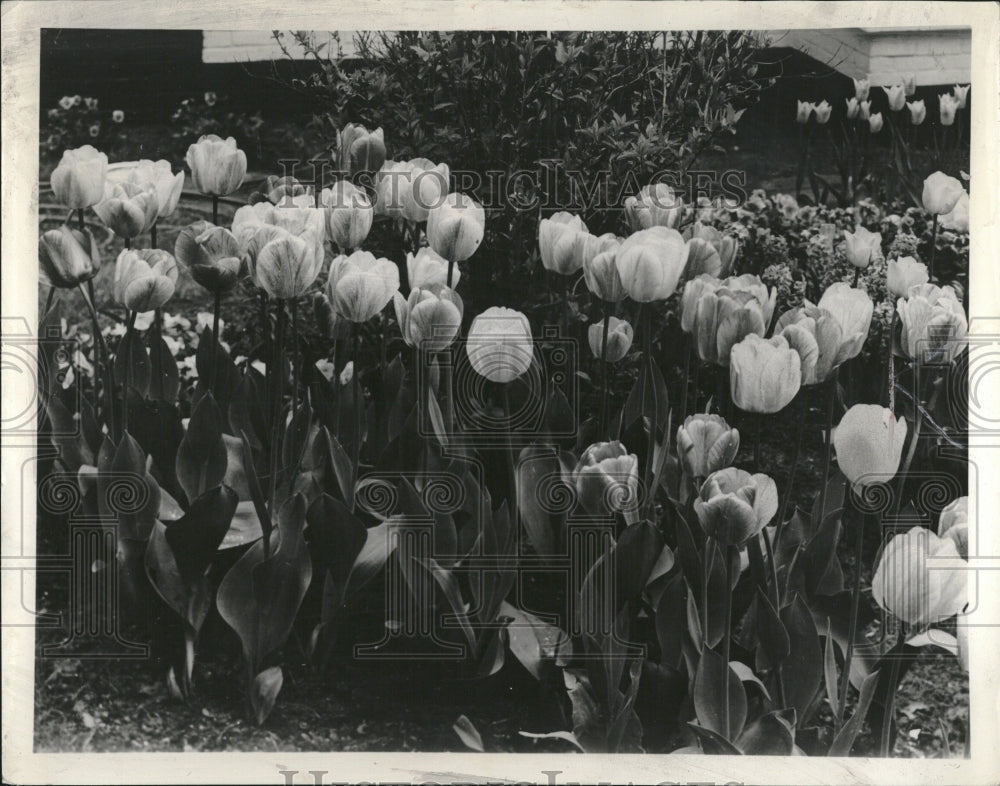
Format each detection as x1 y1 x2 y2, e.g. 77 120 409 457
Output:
175 392 228 504
693 647 747 741
114 328 150 399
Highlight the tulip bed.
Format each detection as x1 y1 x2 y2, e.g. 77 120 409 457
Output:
36 98 972 756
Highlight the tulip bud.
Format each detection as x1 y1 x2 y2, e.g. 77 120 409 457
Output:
815 282 874 363
939 190 969 233
833 404 907 488
466 306 533 383
427 192 485 263
588 316 633 363
776 305 852 385
842 226 882 268
615 226 689 302
938 496 968 559
938 93 958 126
582 236 626 302
407 246 456 289
868 112 884 133
337 123 386 176
795 100 814 124
871 526 966 626
623 183 684 232
952 84 970 109
688 274 775 366
897 283 968 364
260 175 311 205
853 76 870 102
174 220 242 293
694 467 778 547
906 99 926 125
113 248 177 312
858 100 871 121
93 181 159 240
677 414 739 480
254 229 324 301
538 212 588 275
399 158 449 222
813 100 832 124
39 224 101 289
321 180 373 252
394 285 463 353
232 199 326 282
729 334 801 413
686 222 739 276
374 160 411 219
882 84 906 111
50 145 108 209
325 250 399 322
922 171 965 216
185 135 247 196
107 159 185 218
845 97 860 120
572 441 640 523
886 256 928 298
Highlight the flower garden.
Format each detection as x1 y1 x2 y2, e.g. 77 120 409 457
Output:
34 31 971 756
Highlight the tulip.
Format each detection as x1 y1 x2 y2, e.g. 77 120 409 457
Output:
795 100 814 124
686 222 739 276
572 441 640 522
939 93 958 126
374 160 412 219
466 306 533 383
337 123 386 176
776 304 863 385
623 183 684 232
887 257 928 298
538 212 588 275
321 180 373 252
252 231 322 301
842 226 882 269
903 75 917 97
325 250 399 323
588 316 633 362
113 248 177 312
232 198 326 278
858 100 872 121
615 226 689 302
50 145 108 209
39 224 101 288
938 496 968 559
952 84 970 109
845 97 860 120
93 181 159 239
868 112 884 133
185 135 247 196
399 158 449 223
871 526 966 626
407 246 457 289
259 175 311 205
897 283 968 364
393 285 463 353
677 413 739 480
939 190 969 233
729 334 801 413
906 99 927 125
814 100 832 124
922 171 965 216
833 404 907 488
427 192 485 263
582 235 626 302
815 282 874 360
853 76 870 101
106 159 185 218
174 220 242 293
694 467 778 547
686 274 775 365
882 84 906 112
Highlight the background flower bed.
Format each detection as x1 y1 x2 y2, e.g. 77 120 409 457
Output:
35 30 971 756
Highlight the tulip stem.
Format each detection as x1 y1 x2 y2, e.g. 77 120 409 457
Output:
76 208 86 232
753 412 762 473
722 545 734 739
599 307 611 439
680 334 692 421
852 267 860 288
817 378 838 526
447 258 456 290
776 399 806 539
267 301 287 523
885 307 897 410
212 196 219 227
121 309 137 436
210 290 222 395
150 221 158 250
124 238 131 250
502 385 518 508
351 327 362 472
893 371 929 518
837 486 864 729
290 297 299 406
879 626 905 757
701 539 713 650
928 214 938 281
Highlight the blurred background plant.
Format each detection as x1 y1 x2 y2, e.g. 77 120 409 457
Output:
41 94 129 158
